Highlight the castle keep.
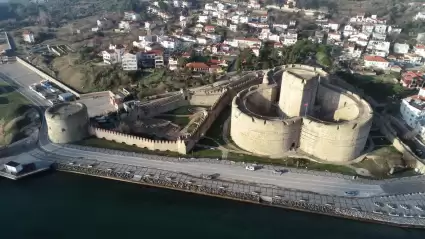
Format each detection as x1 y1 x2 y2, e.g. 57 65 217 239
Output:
230 65 373 162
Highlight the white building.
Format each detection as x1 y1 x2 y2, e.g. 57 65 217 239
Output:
122 52 138 71
168 57 178 70
414 12 425 21
367 40 391 56
160 36 180 49
229 24 237 32
282 36 297 46
124 11 139 21
374 24 387 34
363 55 389 69
196 37 208 45
102 44 125 64
4 161 23 174
343 24 358 37
362 24 374 35
328 21 339 31
372 32 386 41
234 38 262 48
118 21 131 31
102 50 119 64
401 88 425 129
198 15 209 23
22 31 35 43
414 44 425 58
393 43 410 54
328 32 341 42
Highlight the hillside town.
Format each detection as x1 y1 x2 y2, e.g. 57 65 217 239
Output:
3 0 425 150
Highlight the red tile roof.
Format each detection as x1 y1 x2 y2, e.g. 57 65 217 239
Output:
186 62 209 69
144 49 163 55
364 55 388 63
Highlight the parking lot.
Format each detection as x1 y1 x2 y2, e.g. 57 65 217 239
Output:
0 62 44 87
0 63 115 117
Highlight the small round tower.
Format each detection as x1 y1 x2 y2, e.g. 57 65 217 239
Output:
45 102 90 143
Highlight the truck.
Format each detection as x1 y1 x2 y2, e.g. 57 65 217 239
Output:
58 92 75 102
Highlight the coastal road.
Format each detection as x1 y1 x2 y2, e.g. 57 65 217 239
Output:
40 141 384 197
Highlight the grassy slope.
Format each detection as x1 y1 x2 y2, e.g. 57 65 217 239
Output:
0 81 32 145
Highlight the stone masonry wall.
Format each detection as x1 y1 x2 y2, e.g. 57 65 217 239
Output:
16 57 81 97
90 127 187 154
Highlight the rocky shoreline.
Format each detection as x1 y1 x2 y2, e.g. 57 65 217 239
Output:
55 163 425 229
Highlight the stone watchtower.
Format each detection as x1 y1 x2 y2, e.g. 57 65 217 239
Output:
278 68 319 118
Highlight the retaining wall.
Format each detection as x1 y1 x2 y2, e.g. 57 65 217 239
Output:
377 115 425 174
16 56 81 97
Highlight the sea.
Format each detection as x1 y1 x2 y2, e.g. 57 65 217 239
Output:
0 172 424 239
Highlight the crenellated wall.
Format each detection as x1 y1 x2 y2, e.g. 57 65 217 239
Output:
90 126 187 154
129 93 189 119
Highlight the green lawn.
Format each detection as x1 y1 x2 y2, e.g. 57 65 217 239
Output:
337 71 414 103
154 115 191 127
165 105 206 115
202 106 230 145
0 81 30 122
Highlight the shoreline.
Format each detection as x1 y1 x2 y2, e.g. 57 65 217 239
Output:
54 164 425 229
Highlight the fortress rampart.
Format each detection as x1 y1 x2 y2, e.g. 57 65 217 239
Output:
129 93 189 119
45 103 90 143
229 65 373 162
231 88 302 157
90 127 187 154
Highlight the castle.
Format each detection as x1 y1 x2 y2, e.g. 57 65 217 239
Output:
230 65 373 162
47 65 373 163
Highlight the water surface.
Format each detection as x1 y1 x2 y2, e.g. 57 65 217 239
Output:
0 172 424 239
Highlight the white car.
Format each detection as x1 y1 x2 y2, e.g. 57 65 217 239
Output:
386 203 397 209
373 210 383 214
389 212 400 217
400 204 410 210
419 214 425 219
403 213 414 218
245 165 257 171
415 205 424 211
374 202 383 207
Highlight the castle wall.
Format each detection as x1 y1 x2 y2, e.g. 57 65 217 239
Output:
245 85 278 115
130 94 189 119
16 57 81 97
45 103 90 143
315 84 360 121
189 92 223 106
90 127 187 154
299 115 372 162
231 93 302 157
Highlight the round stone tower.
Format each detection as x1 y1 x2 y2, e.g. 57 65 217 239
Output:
45 102 90 143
